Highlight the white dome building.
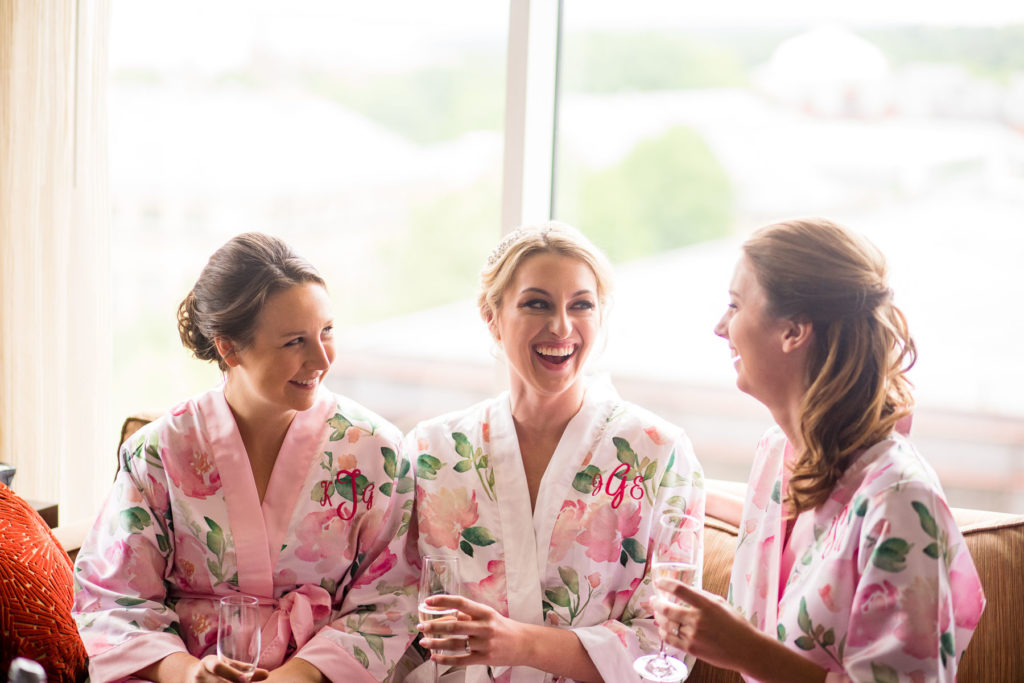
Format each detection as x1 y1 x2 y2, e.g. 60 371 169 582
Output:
755 24 892 118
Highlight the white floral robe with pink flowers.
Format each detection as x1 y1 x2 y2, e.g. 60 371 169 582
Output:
730 427 985 682
403 377 705 683
73 385 419 683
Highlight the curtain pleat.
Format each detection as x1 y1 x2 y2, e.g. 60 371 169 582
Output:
0 0 112 529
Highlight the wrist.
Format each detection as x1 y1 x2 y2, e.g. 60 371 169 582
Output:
736 628 826 683
512 620 538 665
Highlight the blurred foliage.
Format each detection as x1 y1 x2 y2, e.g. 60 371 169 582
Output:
562 26 1024 92
557 125 733 263
304 57 505 144
379 172 500 315
863 26 1024 82
562 31 749 91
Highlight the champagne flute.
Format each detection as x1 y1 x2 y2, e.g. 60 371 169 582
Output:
218 595 261 680
634 513 701 682
419 555 469 682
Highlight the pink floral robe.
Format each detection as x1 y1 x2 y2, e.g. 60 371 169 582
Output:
403 377 705 683
730 427 985 682
73 385 419 682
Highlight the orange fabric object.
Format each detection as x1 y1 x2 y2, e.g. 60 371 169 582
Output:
0 483 87 682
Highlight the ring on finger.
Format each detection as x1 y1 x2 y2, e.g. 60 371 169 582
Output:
671 622 680 637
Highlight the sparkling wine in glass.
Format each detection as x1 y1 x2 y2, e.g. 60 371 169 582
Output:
218 595 261 680
419 555 469 682
634 513 701 682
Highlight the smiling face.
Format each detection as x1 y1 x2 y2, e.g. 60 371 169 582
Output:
490 252 601 407
221 282 336 421
714 255 803 410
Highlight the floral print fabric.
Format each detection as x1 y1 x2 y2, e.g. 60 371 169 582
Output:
73 386 418 682
730 428 984 682
405 378 705 683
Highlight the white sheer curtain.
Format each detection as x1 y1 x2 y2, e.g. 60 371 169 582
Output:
0 0 112 534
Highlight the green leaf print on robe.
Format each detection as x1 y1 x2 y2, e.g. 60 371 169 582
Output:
344 607 397 665
610 437 660 504
871 662 899 683
542 565 599 626
871 538 912 573
459 525 497 557
912 500 955 569
451 431 496 501
378 446 413 497
789 597 844 668
327 409 377 441
120 507 152 534
204 516 229 585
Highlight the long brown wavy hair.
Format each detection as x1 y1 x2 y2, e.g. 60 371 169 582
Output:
743 218 917 514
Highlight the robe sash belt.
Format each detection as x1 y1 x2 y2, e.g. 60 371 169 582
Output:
258 584 333 668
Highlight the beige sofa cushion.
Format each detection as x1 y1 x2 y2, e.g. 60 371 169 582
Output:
955 509 1024 682
691 517 744 683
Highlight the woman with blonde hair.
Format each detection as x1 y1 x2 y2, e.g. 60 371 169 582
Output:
405 221 705 682
655 218 984 681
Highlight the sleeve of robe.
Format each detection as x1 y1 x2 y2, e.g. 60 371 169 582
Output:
292 438 420 682
823 480 985 683
571 428 706 682
73 426 192 681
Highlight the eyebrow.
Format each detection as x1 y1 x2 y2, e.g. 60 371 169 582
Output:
278 321 333 338
520 287 594 297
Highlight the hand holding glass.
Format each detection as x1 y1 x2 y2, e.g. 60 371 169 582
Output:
218 595 261 679
634 513 701 682
419 555 470 681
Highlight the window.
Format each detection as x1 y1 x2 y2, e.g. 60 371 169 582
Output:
108 0 509 426
555 1 1024 510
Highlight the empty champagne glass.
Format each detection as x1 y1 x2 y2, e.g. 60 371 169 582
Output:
634 513 701 682
419 555 469 682
218 595 261 680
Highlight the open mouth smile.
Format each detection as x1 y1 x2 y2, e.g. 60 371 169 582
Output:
534 343 577 366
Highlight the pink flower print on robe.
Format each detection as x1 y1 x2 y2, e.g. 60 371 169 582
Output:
180 605 218 655
419 486 479 550
643 425 667 445
162 445 221 499
294 508 353 573
817 558 856 613
549 499 587 563
351 546 398 589
750 473 776 513
848 580 901 648
348 506 386 560
602 576 642 615
949 549 984 631
577 500 642 563
174 533 216 594
897 576 947 659
94 540 167 603
753 536 775 601
467 560 509 616
141 472 170 521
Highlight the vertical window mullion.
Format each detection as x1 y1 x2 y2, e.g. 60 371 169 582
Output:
501 0 560 234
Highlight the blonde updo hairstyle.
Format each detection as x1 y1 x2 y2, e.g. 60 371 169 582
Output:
743 218 916 514
477 221 614 330
178 232 326 371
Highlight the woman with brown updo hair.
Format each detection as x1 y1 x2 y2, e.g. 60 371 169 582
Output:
654 218 985 682
74 233 417 683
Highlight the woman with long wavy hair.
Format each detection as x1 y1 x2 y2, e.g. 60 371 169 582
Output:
655 218 985 681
